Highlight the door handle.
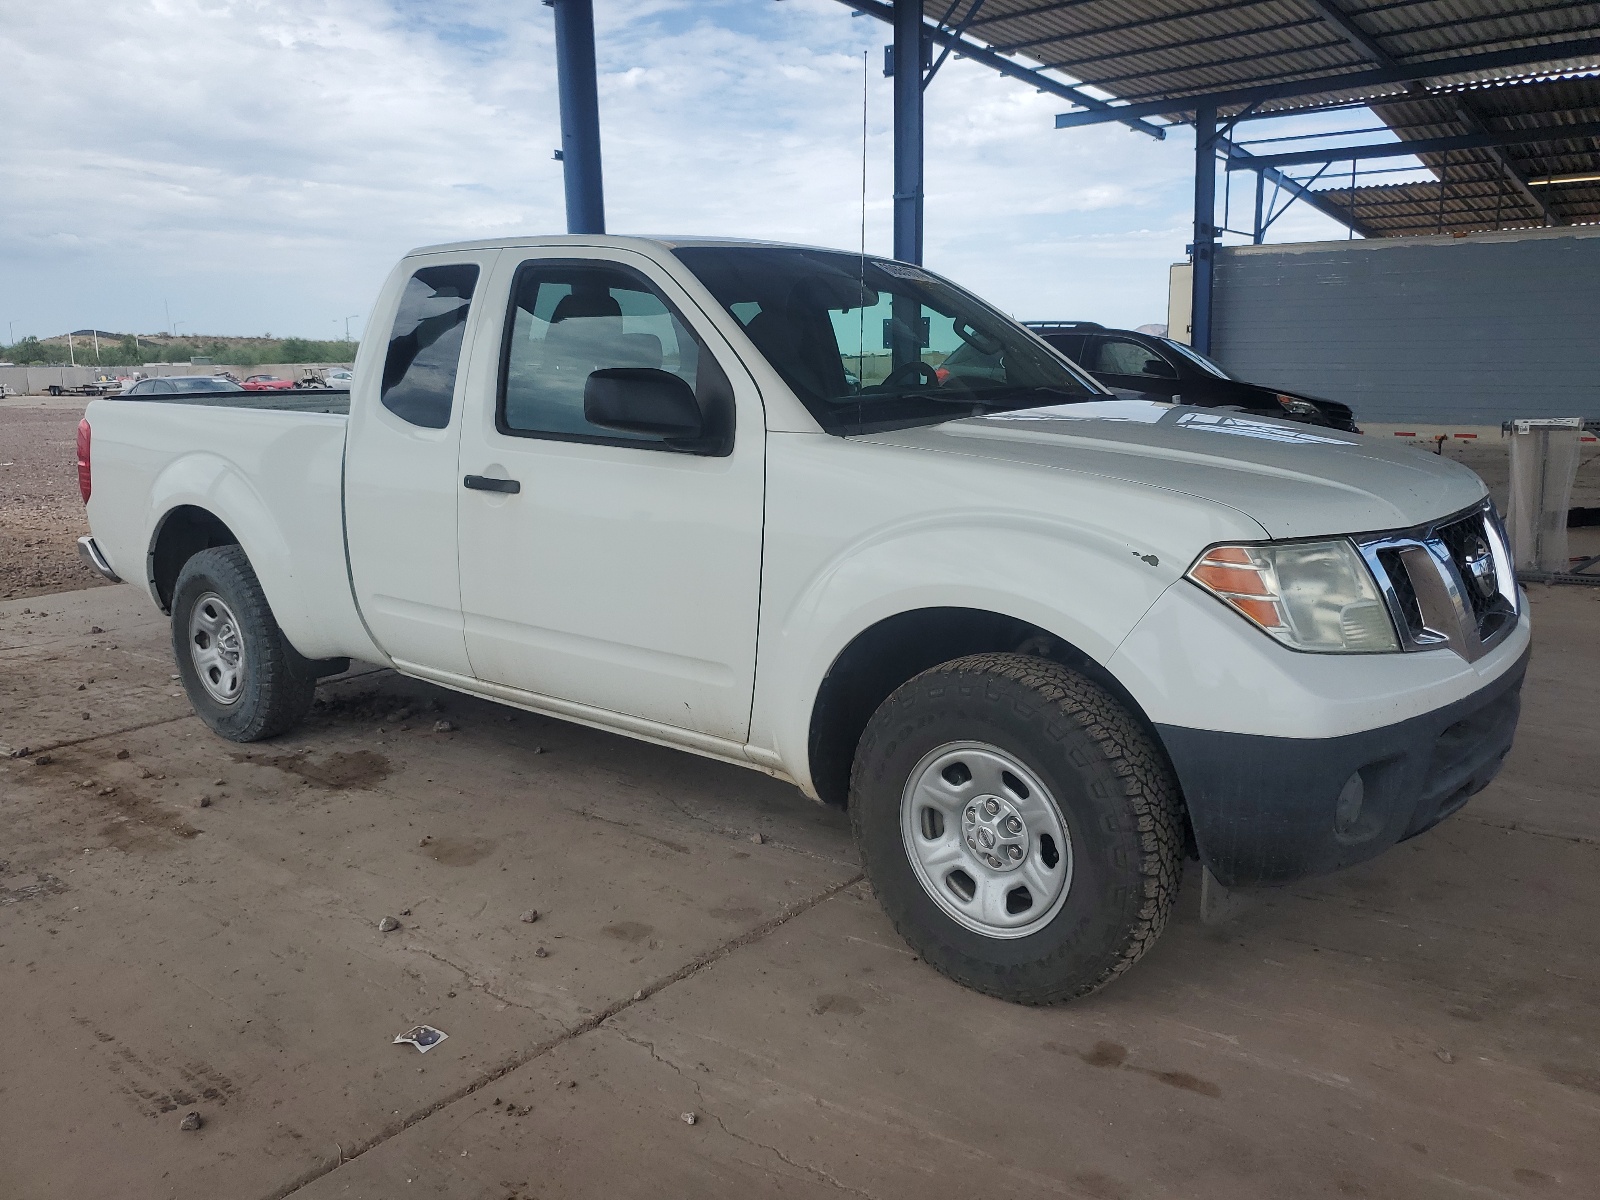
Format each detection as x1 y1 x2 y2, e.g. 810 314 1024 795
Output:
463 474 521 494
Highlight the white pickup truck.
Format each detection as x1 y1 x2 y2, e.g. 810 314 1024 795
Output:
76 236 1529 1003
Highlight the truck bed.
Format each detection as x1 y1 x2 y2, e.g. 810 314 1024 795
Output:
81 395 371 662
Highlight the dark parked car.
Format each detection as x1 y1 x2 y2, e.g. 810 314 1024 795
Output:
1025 322 1359 433
122 376 245 397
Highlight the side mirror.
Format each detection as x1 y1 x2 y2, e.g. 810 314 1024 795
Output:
584 368 703 438
1143 358 1178 379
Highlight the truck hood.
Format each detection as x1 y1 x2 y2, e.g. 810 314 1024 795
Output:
862 399 1486 540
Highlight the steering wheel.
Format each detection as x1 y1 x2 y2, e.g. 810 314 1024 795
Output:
880 361 940 389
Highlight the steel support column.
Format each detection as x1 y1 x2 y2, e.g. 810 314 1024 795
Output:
1192 102 1218 355
892 0 924 264
1252 169 1266 244
551 0 605 235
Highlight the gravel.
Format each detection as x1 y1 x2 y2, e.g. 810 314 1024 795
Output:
0 399 113 600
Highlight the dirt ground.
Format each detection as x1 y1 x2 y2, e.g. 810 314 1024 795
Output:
0 396 113 600
2 407 1599 1198
2 588 1599 1197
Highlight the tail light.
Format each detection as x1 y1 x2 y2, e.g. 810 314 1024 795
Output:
76 418 92 503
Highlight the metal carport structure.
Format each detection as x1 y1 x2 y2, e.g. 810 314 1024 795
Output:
542 1 1600 354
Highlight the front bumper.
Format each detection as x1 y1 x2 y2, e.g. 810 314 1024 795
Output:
1157 642 1529 887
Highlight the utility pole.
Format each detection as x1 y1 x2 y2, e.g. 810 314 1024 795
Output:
92 328 101 365
344 314 360 342
69 332 77 367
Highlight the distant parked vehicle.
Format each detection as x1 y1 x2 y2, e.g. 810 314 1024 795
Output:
242 374 295 391
323 368 353 388
1025 322 1359 433
122 376 245 397
46 380 121 397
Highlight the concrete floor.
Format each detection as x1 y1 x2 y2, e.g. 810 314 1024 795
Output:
2 582 1598 1200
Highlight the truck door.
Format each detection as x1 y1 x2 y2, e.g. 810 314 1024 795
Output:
454 250 766 744
345 250 498 675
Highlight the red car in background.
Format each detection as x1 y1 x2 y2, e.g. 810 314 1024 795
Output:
241 374 294 391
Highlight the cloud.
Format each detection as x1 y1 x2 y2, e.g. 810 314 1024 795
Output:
1 0 1367 341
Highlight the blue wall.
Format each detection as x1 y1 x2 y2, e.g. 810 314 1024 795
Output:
1212 226 1600 425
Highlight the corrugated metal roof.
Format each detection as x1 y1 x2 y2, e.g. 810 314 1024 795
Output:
1328 74 1600 231
928 0 1600 234
946 0 1600 113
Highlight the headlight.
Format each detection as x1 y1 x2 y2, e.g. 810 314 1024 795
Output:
1276 394 1321 418
1187 540 1399 653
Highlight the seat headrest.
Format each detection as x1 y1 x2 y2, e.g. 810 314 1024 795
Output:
552 291 622 323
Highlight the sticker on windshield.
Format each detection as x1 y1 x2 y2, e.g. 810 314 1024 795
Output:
875 261 935 283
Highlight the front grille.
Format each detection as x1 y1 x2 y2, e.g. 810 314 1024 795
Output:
1358 501 1519 662
1377 547 1423 638
1435 512 1497 624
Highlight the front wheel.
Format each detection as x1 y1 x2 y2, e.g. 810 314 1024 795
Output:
171 545 316 742
850 653 1184 1004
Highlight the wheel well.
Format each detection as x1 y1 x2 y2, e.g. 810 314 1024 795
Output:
805 607 1172 812
148 506 239 613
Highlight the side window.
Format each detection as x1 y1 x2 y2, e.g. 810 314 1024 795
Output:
380 263 479 429
1041 333 1087 361
1093 337 1174 378
498 260 731 451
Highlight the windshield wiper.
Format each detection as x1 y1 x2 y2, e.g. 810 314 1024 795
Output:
848 385 1090 409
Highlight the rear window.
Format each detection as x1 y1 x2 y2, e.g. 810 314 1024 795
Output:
380 263 480 429
171 377 242 392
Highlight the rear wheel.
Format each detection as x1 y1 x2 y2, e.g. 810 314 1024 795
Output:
850 653 1183 1004
171 546 315 741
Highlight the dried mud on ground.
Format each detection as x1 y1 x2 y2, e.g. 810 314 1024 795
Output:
0 399 110 600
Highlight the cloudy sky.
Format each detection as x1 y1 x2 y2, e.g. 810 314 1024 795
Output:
3 0 1366 343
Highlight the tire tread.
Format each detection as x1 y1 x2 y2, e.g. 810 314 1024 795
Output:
850 652 1184 1004
172 545 315 742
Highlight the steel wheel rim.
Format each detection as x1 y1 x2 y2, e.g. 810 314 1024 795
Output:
188 592 246 706
900 741 1073 940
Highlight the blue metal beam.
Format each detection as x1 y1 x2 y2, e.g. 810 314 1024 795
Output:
1191 102 1218 355
893 0 925 264
1220 137 1377 238
551 0 605 234
1227 119 1600 170
836 0 1166 139
1053 35 1600 129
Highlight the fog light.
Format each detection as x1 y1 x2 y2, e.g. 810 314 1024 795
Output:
1334 772 1365 837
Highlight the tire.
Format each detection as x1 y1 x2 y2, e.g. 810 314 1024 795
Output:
170 545 316 742
850 653 1183 1004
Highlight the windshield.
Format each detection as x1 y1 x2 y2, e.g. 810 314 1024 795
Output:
674 246 1105 435
1161 337 1230 379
